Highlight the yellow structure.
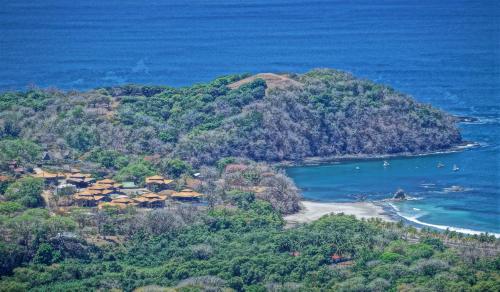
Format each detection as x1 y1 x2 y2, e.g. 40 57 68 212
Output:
145 175 174 191
170 188 203 200
134 192 168 208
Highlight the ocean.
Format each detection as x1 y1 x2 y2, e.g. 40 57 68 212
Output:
1 0 499 234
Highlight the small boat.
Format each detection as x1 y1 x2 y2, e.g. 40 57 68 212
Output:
383 161 390 167
453 164 460 172
437 162 444 168
355 166 360 170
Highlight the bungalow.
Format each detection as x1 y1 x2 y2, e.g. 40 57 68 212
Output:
88 184 109 191
73 190 110 207
145 175 174 191
32 170 65 184
66 172 95 188
95 179 121 189
87 184 121 196
95 178 115 185
170 188 203 201
330 253 351 264
134 192 167 208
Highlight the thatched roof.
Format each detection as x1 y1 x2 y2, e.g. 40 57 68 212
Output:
96 179 116 185
88 184 111 190
134 192 167 202
112 197 136 204
171 189 203 199
32 171 64 179
145 175 174 185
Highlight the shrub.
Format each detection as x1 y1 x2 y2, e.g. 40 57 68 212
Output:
4 177 44 208
115 160 155 184
412 259 449 276
380 252 403 263
160 158 192 178
0 202 24 215
33 243 61 265
0 139 42 165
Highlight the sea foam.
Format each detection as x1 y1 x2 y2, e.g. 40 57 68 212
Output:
388 203 500 238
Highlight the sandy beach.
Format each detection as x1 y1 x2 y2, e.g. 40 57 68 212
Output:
284 200 395 224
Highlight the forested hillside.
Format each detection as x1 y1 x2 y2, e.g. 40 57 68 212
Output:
1 69 490 292
0 69 461 166
1 199 498 291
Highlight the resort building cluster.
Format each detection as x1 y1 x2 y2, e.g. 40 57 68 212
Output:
8 163 204 210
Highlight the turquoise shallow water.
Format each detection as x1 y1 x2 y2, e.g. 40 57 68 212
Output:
1 0 499 233
286 138 500 235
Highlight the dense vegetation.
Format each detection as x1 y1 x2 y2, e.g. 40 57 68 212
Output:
1 69 491 292
0 158 498 292
1 197 498 291
0 69 461 166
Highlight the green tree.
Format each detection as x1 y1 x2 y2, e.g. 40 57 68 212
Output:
66 126 99 152
0 242 24 275
216 157 236 173
4 177 44 208
160 158 192 178
0 177 13 194
0 202 24 215
33 243 61 265
115 160 155 184
0 139 42 165
87 149 129 169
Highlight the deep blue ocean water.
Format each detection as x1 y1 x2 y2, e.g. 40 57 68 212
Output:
1 0 499 234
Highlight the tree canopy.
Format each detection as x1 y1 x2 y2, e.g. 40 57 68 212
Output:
0 69 461 167
4 177 44 208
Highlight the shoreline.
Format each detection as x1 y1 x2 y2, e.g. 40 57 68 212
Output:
387 202 500 238
284 200 396 225
276 142 479 167
285 200 500 238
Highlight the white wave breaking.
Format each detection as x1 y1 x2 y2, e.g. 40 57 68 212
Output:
388 203 500 238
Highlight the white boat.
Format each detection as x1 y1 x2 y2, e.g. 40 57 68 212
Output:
437 162 444 168
383 161 390 167
355 166 360 170
453 164 460 172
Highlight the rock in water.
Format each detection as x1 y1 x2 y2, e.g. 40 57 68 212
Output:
393 189 407 200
